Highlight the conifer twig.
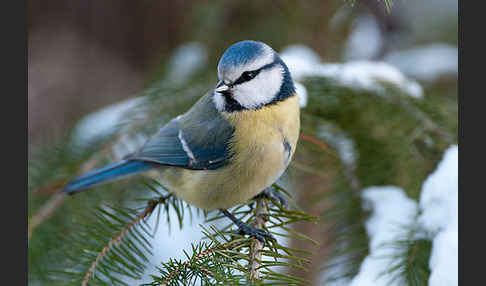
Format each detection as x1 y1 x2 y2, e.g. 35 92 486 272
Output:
82 195 171 286
158 239 245 286
156 196 274 285
300 133 361 191
248 197 268 282
29 130 143 240
28 192 67 240
393 96 455 144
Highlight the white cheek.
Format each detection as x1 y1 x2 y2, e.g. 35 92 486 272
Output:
233 66 283 109
212 92 226 111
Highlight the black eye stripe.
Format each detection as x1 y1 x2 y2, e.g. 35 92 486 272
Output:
232 59 280 86
233 69 260 86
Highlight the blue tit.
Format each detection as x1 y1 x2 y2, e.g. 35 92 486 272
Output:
63 40 300 242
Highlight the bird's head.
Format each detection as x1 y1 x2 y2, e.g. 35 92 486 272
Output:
213 40 295 112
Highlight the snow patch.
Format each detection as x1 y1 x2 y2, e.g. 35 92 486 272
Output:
326 61 424 99
343 14 383 61
72 97 145 146
166 42 208 84
294 81 308 108
347 145 458 285
127 205 208 285
350 186 419 286
384 44 458 83
111 132 148 160
418 145 458 286
280 45 322 78
318 125 357 167
280 46 423 99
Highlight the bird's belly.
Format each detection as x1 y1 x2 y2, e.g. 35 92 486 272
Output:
146 141 289 210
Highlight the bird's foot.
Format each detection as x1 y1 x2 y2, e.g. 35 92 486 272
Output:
220 209 275 244
255 187 288 209
235 222 276 244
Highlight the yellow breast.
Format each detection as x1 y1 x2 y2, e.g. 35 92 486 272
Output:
223 94 300 187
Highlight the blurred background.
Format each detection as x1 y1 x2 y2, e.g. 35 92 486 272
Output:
28 0 458 285
28 0 457 148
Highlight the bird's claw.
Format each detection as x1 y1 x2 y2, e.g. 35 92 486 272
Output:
234 223 276 244
256 188 288 209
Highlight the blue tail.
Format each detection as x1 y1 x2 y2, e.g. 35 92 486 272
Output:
63 160 154 194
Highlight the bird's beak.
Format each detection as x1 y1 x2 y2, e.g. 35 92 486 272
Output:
215 81 230 93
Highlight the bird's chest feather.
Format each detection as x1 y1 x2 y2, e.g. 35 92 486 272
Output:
223 95 300 188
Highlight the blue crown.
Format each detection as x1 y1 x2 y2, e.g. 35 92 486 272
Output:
218 41 267 71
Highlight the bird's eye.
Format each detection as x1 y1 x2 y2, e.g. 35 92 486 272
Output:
242 71 255 81
234 70 260 85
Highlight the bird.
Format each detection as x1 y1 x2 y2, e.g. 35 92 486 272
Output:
62 40 301 242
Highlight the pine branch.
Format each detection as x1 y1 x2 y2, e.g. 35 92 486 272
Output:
378 228 432 286
146 185 318 286
382 0 393 12
248 197 267 282
28 136 129 240
299 134 335 156
157 239 245 286
45 188 177 286
82 195 171 286
299 132 360 191
296 73 455 285
28 193 67 239
28 81 205 241
29 66 455 286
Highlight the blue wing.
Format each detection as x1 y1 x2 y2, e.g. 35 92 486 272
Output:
130 93 234 170
63 92 233 195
